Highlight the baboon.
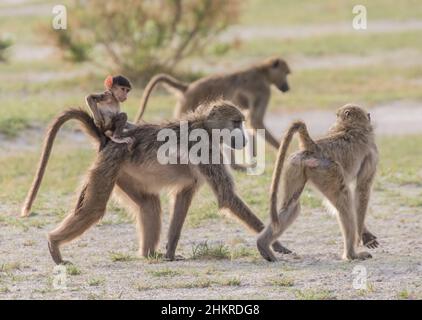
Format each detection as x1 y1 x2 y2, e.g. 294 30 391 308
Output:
257 104 379 262
86 75 135 148
134 57 291 151
21 101 291 264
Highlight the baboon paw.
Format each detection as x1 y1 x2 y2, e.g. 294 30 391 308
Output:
257 240 277 262
362 232 379 249
343 251 372 261
164 253 184 261
357 251 372 260
272 242 292 254
60 260 74 265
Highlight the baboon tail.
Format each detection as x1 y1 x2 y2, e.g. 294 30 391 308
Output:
134 73 189 123
21 109 101 217
270 121 306 226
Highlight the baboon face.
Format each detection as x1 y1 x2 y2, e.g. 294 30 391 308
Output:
111 84 131 102
336 104 371 127
206 102 247 149
267 58 291 93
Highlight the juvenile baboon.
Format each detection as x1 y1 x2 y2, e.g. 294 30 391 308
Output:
134 57 291 150
22 101 290 264
257 104 379 262
86 75 135 148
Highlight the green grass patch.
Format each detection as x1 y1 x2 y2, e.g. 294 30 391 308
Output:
191 241 231 260
240 0 422 26
109 251 136 262
147 268 182 278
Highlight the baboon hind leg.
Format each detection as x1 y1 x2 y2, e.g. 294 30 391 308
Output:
355 156 378 249
115 175 162 258
48 150 122 265
309 163 372 261
257 163 307 261
165 185 197 260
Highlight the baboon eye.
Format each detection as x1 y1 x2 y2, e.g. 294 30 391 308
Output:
367 113 371 120
344 111 351 117
272 59 280 68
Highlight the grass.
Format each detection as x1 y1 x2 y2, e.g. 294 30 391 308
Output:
88 278 105 287
66 264 81 276
191 242 231 260
294 289 335 300
269 277 295 287
109 252 136 262
241 0 422 26
147 268 182 278
0 262 21 273
222 30 422 59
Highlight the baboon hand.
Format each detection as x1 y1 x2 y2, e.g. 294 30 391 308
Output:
362 232 379 249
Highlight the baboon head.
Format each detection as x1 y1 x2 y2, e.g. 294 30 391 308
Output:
201 101 247 149
336 104 372 129
266 57 291 93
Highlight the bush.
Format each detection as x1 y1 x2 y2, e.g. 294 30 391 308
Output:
47 0 239 81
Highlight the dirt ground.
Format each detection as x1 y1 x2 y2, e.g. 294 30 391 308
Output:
0 189 420 299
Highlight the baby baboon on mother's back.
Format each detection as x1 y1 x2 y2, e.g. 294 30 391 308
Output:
257 104 379 262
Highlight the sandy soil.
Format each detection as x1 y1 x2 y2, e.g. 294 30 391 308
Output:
0 188 420 299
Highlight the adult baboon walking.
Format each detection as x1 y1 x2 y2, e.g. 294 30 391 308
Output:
134 57 291 150
22 102 290 264
257 104 379 262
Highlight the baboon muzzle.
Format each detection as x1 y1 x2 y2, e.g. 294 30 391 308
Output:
278 83 289 92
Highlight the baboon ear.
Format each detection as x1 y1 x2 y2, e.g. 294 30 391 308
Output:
272 59 280 68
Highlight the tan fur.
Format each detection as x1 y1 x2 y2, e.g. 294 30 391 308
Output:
257 104 379 262
23 101 291 264
135 57 291 151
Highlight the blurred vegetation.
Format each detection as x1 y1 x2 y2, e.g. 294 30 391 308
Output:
45 0 239 82
0 35 13 62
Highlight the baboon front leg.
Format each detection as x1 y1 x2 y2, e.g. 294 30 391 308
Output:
166 185 197 260
257 203 301 261
199 163 289 254
48 149 123 264
310 164 372 261
355 155 378 249
249 97 280 150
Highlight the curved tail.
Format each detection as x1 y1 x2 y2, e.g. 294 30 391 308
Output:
134 73 188 123
21 109 101 217
270 121 308 226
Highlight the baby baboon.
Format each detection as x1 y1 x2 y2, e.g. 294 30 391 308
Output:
86 75 135 148
22 101 290 264
257 104 379 262
134 57 291 150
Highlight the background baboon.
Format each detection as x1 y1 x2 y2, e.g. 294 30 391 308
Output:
134 57 291 150
22 102 290 264
257 104 379 262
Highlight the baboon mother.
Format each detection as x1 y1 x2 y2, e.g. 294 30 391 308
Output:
22 102 289 264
